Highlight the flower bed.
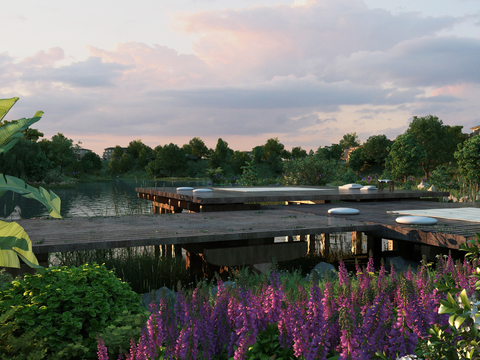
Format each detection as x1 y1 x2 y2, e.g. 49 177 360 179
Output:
98 254 479 360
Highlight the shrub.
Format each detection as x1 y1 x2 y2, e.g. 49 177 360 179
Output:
0 263 146 359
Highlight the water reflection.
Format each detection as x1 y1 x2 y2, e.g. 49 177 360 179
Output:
0 179 204 219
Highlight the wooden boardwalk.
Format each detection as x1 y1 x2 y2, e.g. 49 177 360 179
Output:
23 210 373 255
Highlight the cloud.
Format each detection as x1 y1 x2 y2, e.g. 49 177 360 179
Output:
329 36 480 87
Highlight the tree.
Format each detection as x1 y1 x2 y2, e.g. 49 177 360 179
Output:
209 138 233 170
291 146 307 159
230 151 251 175
251 146 264 163
339 132 360 148
0 138 52 181
348 147 365 172
361 134 392 170
146 143 187 177
262 138 285 162
405 115 462 178
316 144 344 161
283 156 341 186
385 134 426 181
79 151 102 174
39 133 76 177
0 97 61 270
188 137 208 159
454 135 480 190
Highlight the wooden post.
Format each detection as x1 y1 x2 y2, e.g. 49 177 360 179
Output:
287 236 294 242
154 245 160 260
308 234 316 255
174 245 182 258
321 233 330 256
165 244 173 257
366 234 382 262
352 231 362 255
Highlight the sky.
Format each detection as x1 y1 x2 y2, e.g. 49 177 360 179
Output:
1 0 480 156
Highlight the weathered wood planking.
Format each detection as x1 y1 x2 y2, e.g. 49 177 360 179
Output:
22 210 374 254
136 186 449 207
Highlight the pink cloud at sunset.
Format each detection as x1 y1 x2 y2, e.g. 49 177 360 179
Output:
1 0 480 156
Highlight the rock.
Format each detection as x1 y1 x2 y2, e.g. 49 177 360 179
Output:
385 256 420 273
1 206 22 221
459 196 472 203
417 181 429 190
428 185 437 191
210 280 236 297
309 262 338 280
445 194 458 202
141 286 175 309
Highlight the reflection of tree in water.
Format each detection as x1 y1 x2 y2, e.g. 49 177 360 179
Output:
0 179 203 219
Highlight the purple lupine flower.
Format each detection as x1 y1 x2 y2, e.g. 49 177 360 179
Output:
338 296 362 359
97 337 109 360
338 261 349 286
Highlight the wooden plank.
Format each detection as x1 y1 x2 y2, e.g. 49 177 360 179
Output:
20 210 374 254
204 242 308 266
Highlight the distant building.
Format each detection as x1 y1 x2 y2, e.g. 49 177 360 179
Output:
73 148 92 160
343 146 361 163
103 147 127 161
470 126 480 137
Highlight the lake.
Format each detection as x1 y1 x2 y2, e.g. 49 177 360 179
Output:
0 179 204 219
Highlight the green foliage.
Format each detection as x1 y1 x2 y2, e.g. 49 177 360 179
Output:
385 134 426 181
429 165 456 190
0 263 145 358
245 323 296 360
97 311 147 359
240 158 262 186
291 146 307 159
347 147 365 172
210 138 233 170
39 133 76 177
455 135 480 188
52 247 189 294
316 144 344 161
283 155 341 186
405 115 462 178
339 132 360 148
0 138 52 181
147 143 187 177
0 99 62 270
416 234 480 360
361 134 392 170
185 137 209 159
79 151 102 174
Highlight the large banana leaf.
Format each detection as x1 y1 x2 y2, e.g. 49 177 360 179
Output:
0 174 61 218
0 97 19 121
0 111 44 154
0 220 43 270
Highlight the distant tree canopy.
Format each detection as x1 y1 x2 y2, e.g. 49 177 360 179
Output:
185 137 208 159
339 132 360 148
361 134 392 170
39 133 76 177
454 136 480 189
316 144 343 161
0 138 52 181
405 115 463 178
385 134 426 181
79 151 102 174
146 143 187 177
209 138 233 170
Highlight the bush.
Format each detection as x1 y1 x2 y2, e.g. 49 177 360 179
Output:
0 263 146 359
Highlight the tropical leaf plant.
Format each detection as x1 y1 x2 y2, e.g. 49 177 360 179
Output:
0 97 43 154
0 97 62 270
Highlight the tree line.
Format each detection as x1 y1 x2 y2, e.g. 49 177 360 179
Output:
1 114 479 188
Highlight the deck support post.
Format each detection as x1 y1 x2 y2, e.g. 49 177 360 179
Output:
352 231 363 255
366 234 382 263
308 234 316 255
321 234 330 256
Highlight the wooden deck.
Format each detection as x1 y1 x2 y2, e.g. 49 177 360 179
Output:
23 210 373 255
136 186 449 213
